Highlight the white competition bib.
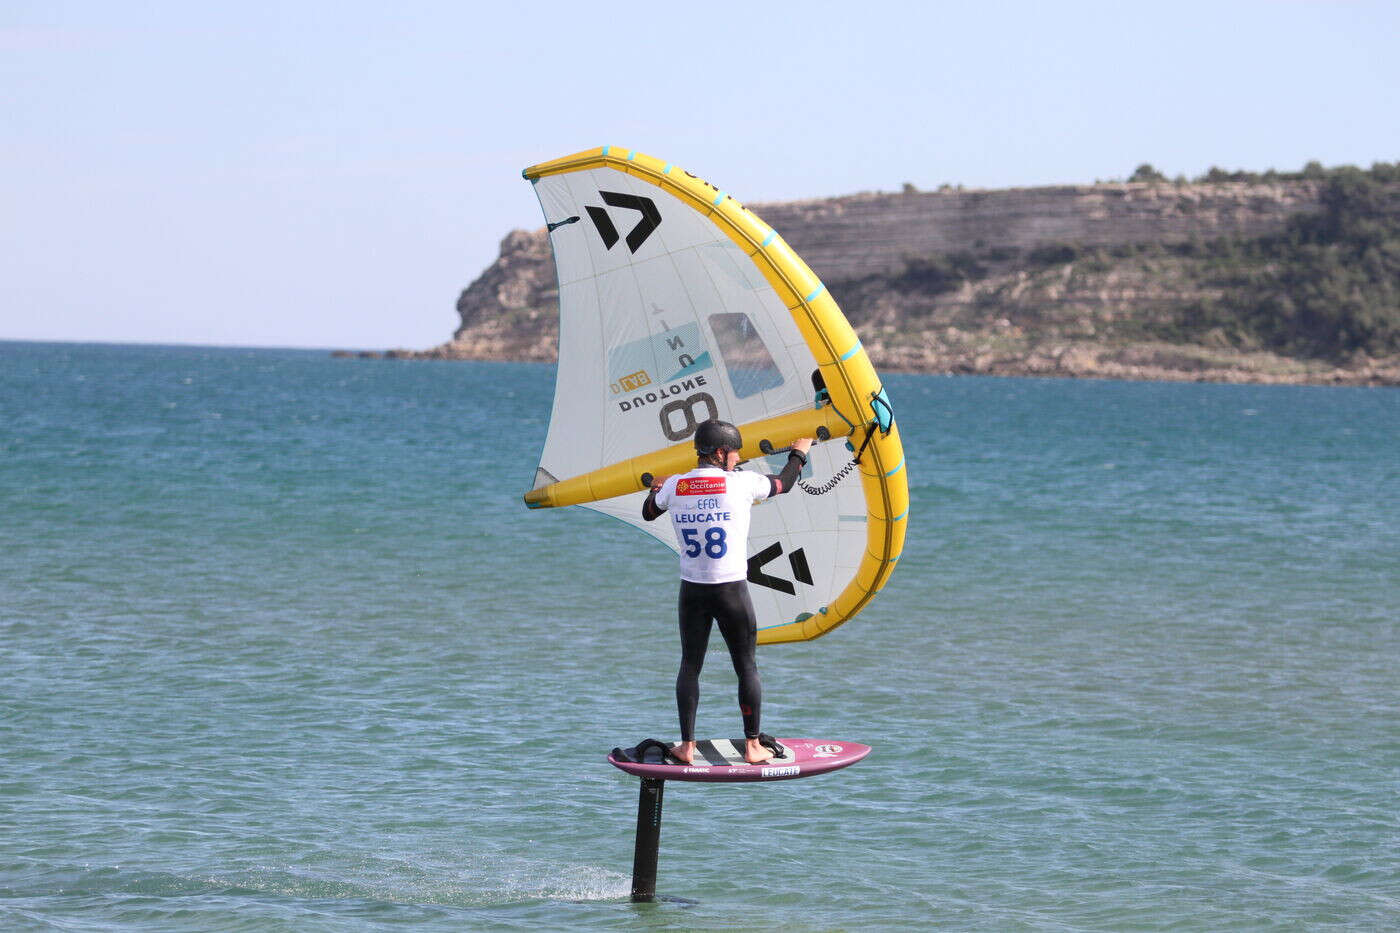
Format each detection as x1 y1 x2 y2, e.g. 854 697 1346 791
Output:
656 468 770 584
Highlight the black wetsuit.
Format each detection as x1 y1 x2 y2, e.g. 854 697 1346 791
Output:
643 450 807 741
677 579 762 740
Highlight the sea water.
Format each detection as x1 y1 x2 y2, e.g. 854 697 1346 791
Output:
2 342 1397 930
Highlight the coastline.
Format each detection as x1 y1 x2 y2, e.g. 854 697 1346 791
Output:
404 172 1400 390
339 342 1400 388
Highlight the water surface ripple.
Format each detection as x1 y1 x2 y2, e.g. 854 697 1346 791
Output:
2 343 1397 929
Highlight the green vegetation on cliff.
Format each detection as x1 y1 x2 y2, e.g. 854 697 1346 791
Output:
1183 163 1400 359
872 163 1400 363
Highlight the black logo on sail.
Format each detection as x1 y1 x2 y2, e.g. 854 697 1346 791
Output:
587 191 661 253
747 542 814 596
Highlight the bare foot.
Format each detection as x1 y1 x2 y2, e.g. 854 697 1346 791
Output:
744 738 774 764
670 741 696 765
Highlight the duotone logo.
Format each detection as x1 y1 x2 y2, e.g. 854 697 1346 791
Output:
747 542 815 596
587 191 661 253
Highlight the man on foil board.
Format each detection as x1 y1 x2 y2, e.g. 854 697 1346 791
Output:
519 146 909 775
642 419 813 764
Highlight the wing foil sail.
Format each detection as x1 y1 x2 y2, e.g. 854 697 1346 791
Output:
521 147 908 644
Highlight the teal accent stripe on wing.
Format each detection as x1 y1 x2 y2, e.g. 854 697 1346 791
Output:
805 283 826 302
884 457 905 478
892 508 908 521
761 230 777 247
627 150 636 160
840 340 862 361
602 145 611 156
663 164 672 174
713 191 725 205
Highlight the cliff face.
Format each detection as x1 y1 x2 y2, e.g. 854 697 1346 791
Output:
744 181 1317 282
408 179 1397 385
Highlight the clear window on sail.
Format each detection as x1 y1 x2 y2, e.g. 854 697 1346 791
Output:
709 313 784 398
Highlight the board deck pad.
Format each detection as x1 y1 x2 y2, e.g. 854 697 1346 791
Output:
608 737 871 783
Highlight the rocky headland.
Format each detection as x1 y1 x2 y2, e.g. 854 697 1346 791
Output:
369 169 1400 386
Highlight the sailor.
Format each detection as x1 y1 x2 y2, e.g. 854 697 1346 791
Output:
642 419 813 765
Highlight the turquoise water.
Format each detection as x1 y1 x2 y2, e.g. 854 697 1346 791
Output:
3 341 1397 930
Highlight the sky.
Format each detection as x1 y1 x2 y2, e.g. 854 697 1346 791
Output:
3 1 1398 350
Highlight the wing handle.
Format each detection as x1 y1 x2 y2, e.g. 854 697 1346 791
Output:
758 425 830 456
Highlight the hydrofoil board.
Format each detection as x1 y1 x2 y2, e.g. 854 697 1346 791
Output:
608 737 870 783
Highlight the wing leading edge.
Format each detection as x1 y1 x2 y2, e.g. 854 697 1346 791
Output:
521 147 907 643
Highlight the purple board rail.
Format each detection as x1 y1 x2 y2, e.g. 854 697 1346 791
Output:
608 737 871 783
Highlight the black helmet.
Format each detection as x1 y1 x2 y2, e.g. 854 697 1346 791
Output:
694 419 742 456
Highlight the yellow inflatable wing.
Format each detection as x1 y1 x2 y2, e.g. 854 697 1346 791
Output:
521 147 907 644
